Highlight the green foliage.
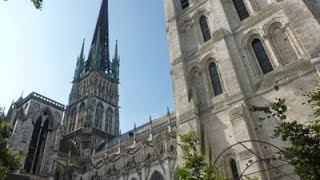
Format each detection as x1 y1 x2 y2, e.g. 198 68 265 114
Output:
3 0 43 9
250 90 320 179
177 131 226 180
0 122 22 180
31 0 43 9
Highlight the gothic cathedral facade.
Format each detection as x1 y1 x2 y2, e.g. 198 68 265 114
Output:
5 0 320 180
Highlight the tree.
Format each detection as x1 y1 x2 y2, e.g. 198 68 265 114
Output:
250 88 320 179
177 131 225 180
0 121 21 180
31 0 43 9
3 0 43 9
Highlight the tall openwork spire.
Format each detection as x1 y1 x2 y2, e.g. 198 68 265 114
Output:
86 0 110 73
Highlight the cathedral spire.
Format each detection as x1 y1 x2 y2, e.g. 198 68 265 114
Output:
86 0 110 73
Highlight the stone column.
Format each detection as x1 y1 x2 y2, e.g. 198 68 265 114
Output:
311 55 320 78
263 36 280 66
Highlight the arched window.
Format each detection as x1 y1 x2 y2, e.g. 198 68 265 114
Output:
180 0 189 9
209 63 223 96
232 0 249 21
230 159 240 180
252 38 273 74
150 171 165 180
105 108 113 133
77 103 85 129
95 103 104 129
200 16 211 42
69 107 77 132
24 113 49 174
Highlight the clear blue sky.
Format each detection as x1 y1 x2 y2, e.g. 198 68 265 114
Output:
0 0 174 132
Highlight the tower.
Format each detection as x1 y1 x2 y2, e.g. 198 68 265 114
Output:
163 0 320 179
61 0 120 165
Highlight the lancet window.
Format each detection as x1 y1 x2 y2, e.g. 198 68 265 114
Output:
200 16 211 42
24 112 50 174
232 0 249 21
252 38 273 74
209 62 223 96
230 159 240 180
105 108 113 133
94 103 104 129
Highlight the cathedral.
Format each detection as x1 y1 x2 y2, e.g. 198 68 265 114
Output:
5 0 320 179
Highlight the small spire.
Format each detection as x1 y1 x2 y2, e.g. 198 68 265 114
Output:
112 40 120 83
80 38 85 60
73 39 86 81
115 40 118 59
167 106 170 117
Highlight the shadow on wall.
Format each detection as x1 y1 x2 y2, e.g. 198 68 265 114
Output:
304 0 320 22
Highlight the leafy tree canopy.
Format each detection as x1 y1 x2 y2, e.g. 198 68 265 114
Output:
177 131 225 180
0 121 21 180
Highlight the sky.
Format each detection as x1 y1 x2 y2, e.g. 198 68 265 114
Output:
0 0 174 132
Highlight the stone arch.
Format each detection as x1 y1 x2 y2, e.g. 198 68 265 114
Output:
241 29 263 47
149 170 165 180
178 18 193 33
191 6 211 20
31 107 56 130
264 20 302 65
262 17 288 34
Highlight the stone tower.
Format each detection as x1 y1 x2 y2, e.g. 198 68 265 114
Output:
61 0 120 165
163 0 320 179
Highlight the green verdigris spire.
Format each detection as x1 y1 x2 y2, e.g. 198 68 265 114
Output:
112 40 120 83
74 39 86 81
91 27 103 71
